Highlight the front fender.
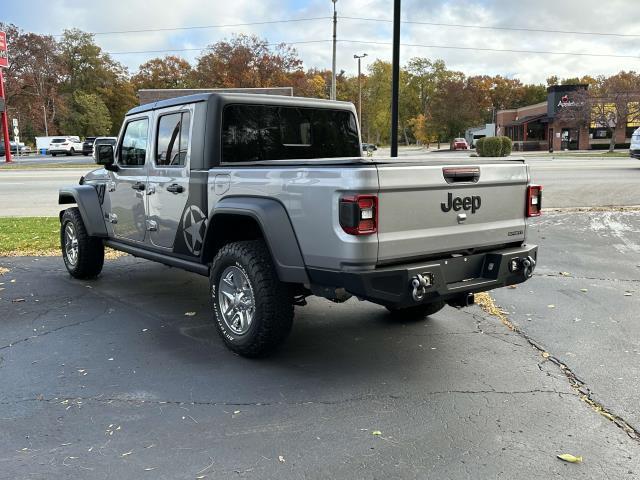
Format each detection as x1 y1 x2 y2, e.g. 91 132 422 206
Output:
59 185 108 237
213 197 309 284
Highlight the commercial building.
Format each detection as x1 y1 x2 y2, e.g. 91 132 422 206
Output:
496 84 640 151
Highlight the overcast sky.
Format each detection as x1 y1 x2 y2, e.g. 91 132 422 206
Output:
5 0 640 84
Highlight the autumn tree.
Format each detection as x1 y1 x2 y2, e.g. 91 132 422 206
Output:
132 55 194 90
193 34 302 88
1 23 63 137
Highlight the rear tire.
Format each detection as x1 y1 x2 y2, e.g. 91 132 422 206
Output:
67 148 74 156
60 207 104 279
386 300 445 321
209 240 294 357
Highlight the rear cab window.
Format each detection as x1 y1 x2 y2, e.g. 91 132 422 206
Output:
221 105 360 163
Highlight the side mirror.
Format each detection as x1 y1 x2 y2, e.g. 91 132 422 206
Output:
95 144 117 171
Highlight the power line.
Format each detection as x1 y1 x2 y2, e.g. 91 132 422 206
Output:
108 40 331 55
338 39 640 60
51 17 330 37
342 16 640 39
48 15 640 39
106 39 640 61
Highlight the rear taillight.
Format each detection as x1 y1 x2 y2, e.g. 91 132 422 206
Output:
339 194 378 235
526 185 542 217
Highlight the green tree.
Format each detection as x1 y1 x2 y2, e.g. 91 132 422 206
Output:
62 91 111 137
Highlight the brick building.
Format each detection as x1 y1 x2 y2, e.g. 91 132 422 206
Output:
496 84 640 151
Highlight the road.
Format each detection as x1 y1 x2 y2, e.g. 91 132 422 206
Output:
1 153 639 216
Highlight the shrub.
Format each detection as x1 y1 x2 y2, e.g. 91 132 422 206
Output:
482 137 503 157
499 136 512 156
474 137 486 156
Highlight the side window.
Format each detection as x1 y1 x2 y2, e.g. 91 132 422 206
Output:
120 118 149 166
156 111 191 167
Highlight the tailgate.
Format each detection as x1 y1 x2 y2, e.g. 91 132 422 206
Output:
375 161 529 264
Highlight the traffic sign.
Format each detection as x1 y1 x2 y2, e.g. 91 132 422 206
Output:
14 136 19 143
12 118 17 127
13 126 18 136
0 32 7 69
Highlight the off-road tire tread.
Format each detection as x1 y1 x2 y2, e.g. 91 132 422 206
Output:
386 300 445 320
61 207 104 279
210 240 293 357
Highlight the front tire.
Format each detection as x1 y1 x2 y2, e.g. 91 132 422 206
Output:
60 207 104 279
209 240 293 357
386 300 445 321
51 153 57 157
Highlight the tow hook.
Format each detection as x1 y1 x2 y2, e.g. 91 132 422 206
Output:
522 256 536 278
410 273 433 302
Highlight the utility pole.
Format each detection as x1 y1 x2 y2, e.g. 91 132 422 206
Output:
390 0 401 157
43 104 48 136
354 53 367 126
331 0 338 100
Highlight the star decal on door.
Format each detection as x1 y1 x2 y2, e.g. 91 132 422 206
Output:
182 205 207 255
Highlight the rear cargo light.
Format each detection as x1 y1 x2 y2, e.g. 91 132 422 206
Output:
526 184 542 217
339 194 378 235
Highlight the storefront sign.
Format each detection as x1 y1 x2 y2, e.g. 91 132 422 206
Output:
0 32 8 68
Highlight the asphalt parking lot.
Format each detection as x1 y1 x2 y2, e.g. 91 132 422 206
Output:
1 152 640 478
1 209 640 479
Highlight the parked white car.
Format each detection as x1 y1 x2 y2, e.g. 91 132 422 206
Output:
49 137 83 156
631 127 640 159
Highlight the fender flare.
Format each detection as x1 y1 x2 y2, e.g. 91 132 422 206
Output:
212 197 309 284
59 185 108 237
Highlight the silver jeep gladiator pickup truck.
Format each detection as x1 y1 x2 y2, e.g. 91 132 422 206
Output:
59 93 540 357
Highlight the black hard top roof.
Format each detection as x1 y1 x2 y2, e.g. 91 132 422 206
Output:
126 92 354 116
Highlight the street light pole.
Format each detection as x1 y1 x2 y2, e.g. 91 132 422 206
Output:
390 0 401 157
42 104 48 136
331 0 338 100
353 53 367 126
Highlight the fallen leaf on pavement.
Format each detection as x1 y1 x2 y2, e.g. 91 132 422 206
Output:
121 451 133 457
541 352 550 359
559 272 571 276
580 289 588 293
557 453 582 463
624 293 633 297
0 267 9 275
372 430 382 436
12 298 25 303
278 455 285 463
547 304 555 308
184 312 196 317
144 467 156 471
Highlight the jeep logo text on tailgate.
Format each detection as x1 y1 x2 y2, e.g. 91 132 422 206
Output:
441 193 481 214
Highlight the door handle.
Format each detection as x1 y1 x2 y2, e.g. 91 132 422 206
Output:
166 183 184 194
131 182 145 191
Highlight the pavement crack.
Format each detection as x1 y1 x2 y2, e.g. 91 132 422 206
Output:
0 306 108 351
0 389 574 408
535 272 640 283
476 292 640 443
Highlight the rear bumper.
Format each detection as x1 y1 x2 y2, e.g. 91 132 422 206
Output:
308 244 538 307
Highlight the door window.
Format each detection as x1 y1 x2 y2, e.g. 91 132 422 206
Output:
156 111 191 167
120 118 149 166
